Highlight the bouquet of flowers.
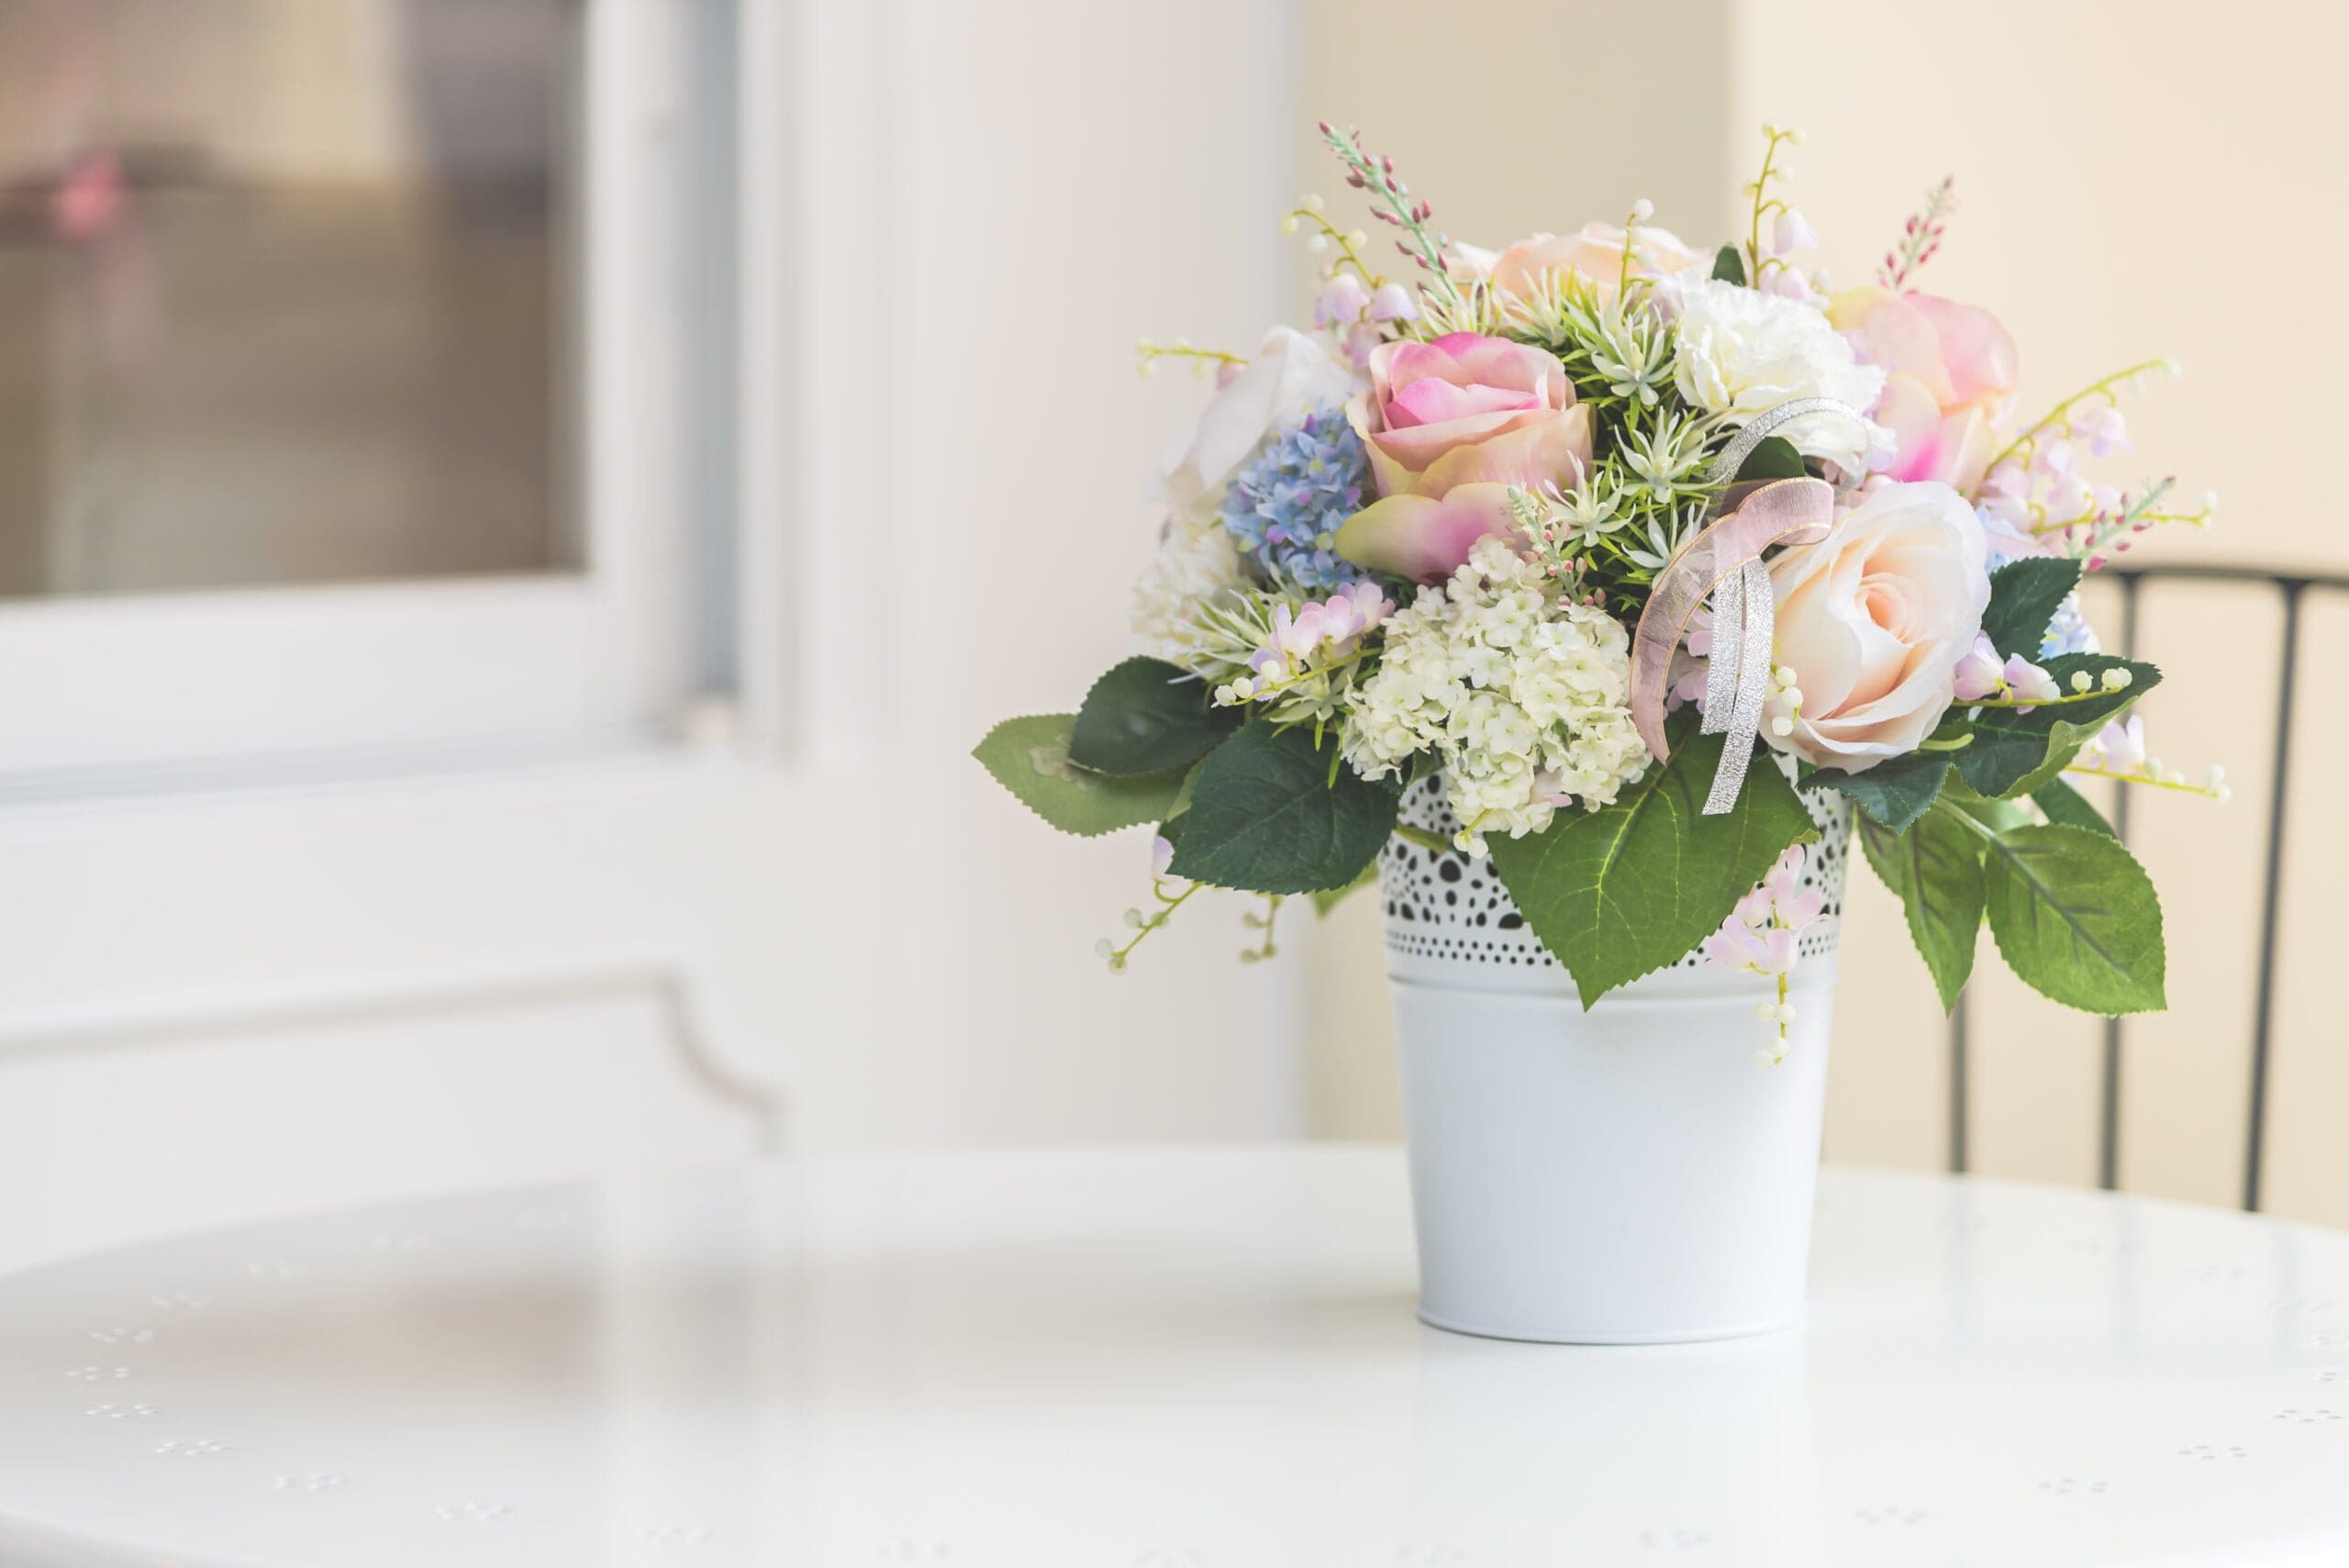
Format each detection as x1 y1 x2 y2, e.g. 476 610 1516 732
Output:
977 122 2219 1056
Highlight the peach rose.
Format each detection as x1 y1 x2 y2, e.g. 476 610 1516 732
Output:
1830 288 2020 495
1333 333 1592 581
1486 221 1702 302
1765 480 1991 773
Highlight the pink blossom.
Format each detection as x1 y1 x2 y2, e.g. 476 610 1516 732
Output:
2000 654 2059 711
1701 846 1820 979
1367 282 1419 323
1248 584 1394 679
2072 403 2132 457
2078 715 2146 773
1314 272 1371 328
1771 207 1819 256
1952 631 2006 701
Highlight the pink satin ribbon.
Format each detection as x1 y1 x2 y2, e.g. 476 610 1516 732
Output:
1626 476 1837 765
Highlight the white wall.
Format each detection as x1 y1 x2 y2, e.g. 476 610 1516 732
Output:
1733 0 2349 1222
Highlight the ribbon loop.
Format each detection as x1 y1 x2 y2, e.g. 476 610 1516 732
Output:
1624 399 1875 815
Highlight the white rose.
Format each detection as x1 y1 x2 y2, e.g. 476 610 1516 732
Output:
1149 326 1361 518
1765 480 1991 773
1672 278 1888 472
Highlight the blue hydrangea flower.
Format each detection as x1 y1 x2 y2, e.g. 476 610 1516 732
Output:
1219 403 1373 591
2041 591 2099 658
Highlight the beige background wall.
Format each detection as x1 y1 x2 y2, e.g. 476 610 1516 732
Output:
1298 0 2349 1225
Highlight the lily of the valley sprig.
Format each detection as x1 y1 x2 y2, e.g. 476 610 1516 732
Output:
978 122 2227 1047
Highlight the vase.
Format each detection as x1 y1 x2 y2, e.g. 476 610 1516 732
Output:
1377 773 1854 1344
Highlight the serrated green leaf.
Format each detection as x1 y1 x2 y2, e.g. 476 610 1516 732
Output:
1976 817 2165 1015
1711 243 1746 285
974 715 1187 837
1858 808 1985 1012
1952 654 2161 797
1803 750 1951 831
1980 558 2085 660
2032 775 2114 837
1165 724 1398 894
1488 723 1818 1008
1069 656 1236 776
1733 435 1808 483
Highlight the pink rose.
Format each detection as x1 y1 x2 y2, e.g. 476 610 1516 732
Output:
1765 480 1991 773
1486 222 1702 302
1333 333 1592 581
1831 288 2020 495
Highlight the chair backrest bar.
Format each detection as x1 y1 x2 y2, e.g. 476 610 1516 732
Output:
1939 563 2349 1210
2097 572 2144 1193
2243 580 2306 1211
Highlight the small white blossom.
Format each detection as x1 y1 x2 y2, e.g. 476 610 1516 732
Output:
1342 537 1652 846
1129 513 1244 662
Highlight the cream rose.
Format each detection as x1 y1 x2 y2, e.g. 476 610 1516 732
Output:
1150 326 1359 519
1765 480 1990 772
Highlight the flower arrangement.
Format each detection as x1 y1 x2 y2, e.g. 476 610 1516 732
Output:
977 122 2219 1056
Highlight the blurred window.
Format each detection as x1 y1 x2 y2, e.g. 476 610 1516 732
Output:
0 0 576 597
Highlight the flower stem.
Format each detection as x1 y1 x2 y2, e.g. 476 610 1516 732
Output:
1965 686 2128 710
1981 359 2176 478
1103 878 1201 971
2062 764 2227 800
1318 121 1458 305
1286 206 1383 286
1743 125 1798 283
1136 341 1246 377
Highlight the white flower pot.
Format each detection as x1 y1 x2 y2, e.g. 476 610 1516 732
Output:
1378 777 1853 1344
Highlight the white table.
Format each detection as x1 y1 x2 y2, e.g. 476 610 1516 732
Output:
0 1149 2343 1567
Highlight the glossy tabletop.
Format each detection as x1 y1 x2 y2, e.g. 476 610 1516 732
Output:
0 1148 2344 1567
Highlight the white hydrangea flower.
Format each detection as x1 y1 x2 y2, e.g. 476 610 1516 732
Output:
1342 537 1651 850
1672 278 1887 472
1129 513 1244 662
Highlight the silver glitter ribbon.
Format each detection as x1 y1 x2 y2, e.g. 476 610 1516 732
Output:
1626 397 1874 815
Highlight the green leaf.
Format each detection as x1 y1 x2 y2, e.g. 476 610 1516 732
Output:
1942 774 2037 834
1858 808 1985 1012
1802 751 1951 832
974 715 1187 837
1733 435 1808 483
1980 558 2085 660
1711 243 1746 285
1975 817 2165 1014
1310 861 1380 916
1951 654 2161 798
1165 724 1399 894
2032 776 2114 837
1068 656 1237 776
1487 722 1818 1007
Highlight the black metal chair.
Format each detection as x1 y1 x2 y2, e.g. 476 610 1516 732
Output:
1944 563 2349 1211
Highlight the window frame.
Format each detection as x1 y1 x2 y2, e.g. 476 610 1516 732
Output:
0 0 712 785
